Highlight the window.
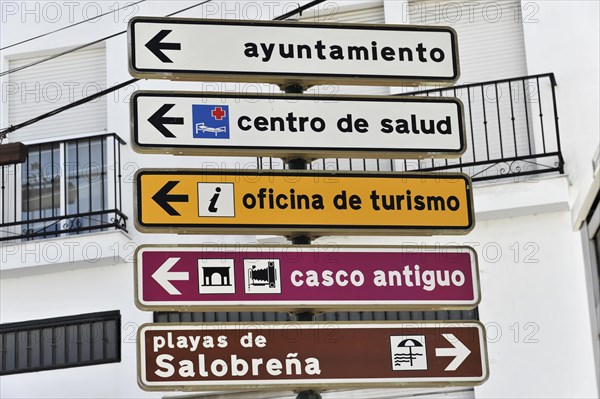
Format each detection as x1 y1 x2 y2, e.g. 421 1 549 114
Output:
299 1 387 97
594 228 600 283
0 311 120 375
21 137 109 238
407 0 528 84
584 193 600 336
1 44 125 243
7 45 107 142
21 142 62 238
0 133 126 242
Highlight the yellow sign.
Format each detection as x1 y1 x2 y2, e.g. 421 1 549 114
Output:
135 170 474 235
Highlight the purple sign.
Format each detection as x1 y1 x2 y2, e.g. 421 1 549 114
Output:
134 245 479 311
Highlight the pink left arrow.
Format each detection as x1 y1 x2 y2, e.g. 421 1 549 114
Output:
151 257 189 295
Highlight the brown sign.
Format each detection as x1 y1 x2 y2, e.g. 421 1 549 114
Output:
138 322 488 390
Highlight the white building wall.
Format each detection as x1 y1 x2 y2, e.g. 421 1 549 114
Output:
1 1 599 398
520 2 600 210
324 176 598 398
0 254 155 398
519 2 600 392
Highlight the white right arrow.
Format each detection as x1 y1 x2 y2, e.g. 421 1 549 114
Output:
151 257 189 295
435 333 471 371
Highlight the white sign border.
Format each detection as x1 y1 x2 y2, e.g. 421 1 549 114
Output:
137 321 489 391
128 17 460 87
130 91 467 159
134 244 481 312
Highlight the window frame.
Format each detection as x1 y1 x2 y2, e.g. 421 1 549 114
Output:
0 132 126 243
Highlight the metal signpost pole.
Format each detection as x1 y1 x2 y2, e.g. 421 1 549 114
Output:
129 15 487 395
284 84 322 399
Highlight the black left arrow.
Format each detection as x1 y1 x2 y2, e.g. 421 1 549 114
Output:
145 30 181 63
148 104 183 138
152 181 188 216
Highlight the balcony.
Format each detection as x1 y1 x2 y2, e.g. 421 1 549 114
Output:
270 73 562 183
403 73 563 182
0 133 127 242
0 74 562 243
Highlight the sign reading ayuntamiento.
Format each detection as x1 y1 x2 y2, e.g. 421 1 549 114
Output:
128 17 459 86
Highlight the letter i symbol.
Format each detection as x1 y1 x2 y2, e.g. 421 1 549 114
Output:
209 187 221 213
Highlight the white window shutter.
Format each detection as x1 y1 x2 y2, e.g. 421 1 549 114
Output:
407 0 527 84
406 0 532 168
300 2 388 96
7 46 107 142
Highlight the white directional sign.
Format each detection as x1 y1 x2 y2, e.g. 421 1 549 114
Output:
131 91 466 159
128 17 459 86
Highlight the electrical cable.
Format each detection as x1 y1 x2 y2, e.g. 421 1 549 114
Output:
2 79 138 136
0 0 327 137
273 0 326 21
0 0 213 78
0 0 147 51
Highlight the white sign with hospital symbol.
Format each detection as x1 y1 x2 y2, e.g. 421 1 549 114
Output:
131 92 466 159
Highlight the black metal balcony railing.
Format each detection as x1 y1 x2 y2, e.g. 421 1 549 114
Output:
259 73 563 183
0 74 562 243
404 73 563 181
0 133 127 242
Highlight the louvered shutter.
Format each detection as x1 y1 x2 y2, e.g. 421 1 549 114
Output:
296 1 391 172
7 46 107 142
407 0 527 84
300 2 388 96
405 0 532 170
